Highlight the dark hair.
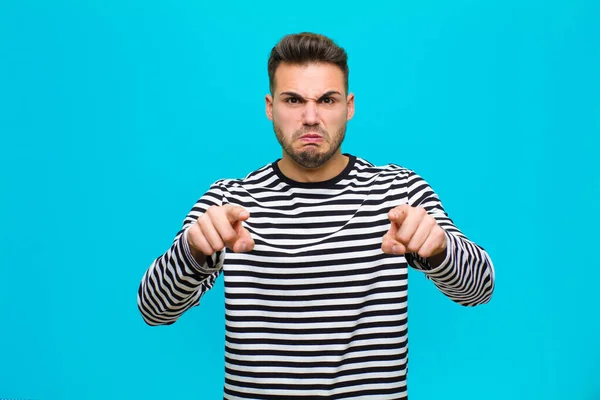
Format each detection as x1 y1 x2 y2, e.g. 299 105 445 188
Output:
267 32 349 95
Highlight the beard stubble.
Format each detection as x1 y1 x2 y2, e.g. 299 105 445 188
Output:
273 123 347 169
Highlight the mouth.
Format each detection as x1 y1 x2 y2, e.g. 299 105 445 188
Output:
299 133 323 143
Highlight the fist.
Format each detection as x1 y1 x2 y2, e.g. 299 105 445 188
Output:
187 204 255 255
382 204 447 259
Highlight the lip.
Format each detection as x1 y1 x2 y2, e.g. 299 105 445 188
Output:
299 133 323 143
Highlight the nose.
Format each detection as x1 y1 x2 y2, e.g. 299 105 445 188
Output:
302 101 320 126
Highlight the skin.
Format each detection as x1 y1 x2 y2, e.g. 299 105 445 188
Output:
265 62 354 182
382 205 448 266
187 61 447 267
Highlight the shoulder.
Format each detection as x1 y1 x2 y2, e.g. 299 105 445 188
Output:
353 155 416 180
211 162 277 192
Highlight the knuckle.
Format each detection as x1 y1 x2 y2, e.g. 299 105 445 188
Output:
196 216 208 229
221 232 236 243
214 235 225 247
210 239 224 251
189 225 203 240
396 233 408 243
206 206 221 218
438 229 446 241
188 232 197 242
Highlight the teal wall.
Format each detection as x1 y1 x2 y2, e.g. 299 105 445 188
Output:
1 0 598 399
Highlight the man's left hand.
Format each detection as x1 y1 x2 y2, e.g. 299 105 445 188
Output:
382 204 447 259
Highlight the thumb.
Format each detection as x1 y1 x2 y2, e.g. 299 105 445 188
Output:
382 220 406 254
232 220 255 253
225 204 250 225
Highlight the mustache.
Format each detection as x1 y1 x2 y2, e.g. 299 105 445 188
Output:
292 126 329 140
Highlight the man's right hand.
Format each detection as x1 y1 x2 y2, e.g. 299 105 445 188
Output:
187 205 255 256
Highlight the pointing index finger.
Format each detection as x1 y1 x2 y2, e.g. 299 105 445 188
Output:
225 205 250 224
388 205 409 225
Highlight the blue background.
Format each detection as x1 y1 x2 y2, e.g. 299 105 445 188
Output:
1 0 599 399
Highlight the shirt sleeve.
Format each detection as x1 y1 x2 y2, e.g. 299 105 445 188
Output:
137 181 227 325
402 171 495 306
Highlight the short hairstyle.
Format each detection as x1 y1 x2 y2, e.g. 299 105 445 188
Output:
267 32 349 95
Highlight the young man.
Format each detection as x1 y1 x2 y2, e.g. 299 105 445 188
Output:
138 32 495 399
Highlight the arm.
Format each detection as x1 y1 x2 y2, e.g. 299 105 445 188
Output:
403 171 495 306
137 182 226 326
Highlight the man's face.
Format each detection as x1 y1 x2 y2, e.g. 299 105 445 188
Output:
266 62 354 169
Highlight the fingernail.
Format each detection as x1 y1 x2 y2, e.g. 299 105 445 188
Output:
241 242 247 252
392 245 398 254
240 211 249 219
390 212 397 219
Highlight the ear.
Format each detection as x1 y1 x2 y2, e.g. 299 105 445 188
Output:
346 92 355 121
265 94 274 121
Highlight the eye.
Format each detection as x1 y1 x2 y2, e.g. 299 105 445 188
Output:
285 97 301 104
321 97 335 104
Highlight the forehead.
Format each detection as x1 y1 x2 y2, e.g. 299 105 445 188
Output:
274 62 345 95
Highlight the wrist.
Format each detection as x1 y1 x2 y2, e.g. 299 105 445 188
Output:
425 232 450 268
427 247 447 269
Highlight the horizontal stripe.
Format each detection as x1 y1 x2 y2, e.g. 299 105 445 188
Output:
137 154 495 399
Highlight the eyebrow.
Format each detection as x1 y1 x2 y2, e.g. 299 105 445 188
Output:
280 90 343 102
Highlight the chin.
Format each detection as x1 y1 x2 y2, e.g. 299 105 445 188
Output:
293 149 335 169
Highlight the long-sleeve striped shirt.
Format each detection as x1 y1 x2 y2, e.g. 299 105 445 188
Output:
137 154 495 399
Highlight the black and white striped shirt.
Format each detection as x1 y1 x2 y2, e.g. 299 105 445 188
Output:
138 154 495 399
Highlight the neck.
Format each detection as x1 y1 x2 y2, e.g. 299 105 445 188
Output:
278 150 348 183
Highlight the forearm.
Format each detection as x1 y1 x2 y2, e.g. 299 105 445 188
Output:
137 228 222 325
397 170 495 305
407 232 495 306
